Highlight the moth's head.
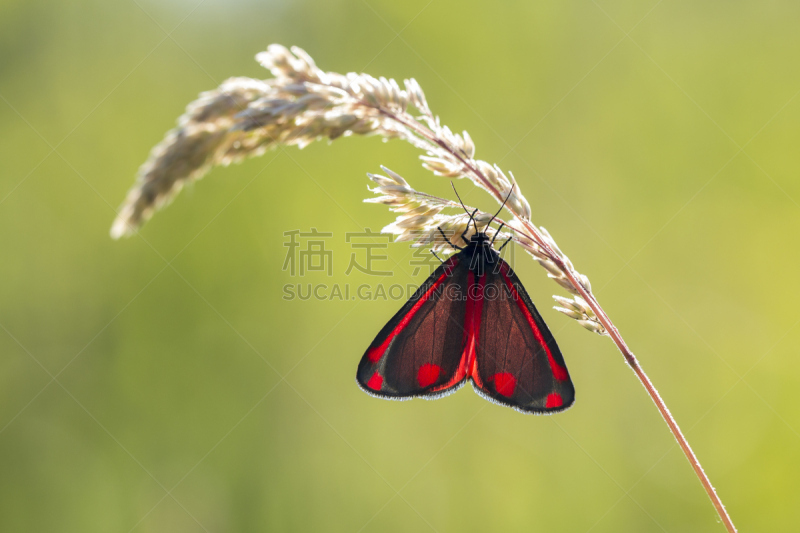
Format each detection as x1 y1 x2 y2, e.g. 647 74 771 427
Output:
469 231 491 246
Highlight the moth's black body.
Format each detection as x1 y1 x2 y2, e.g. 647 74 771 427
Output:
357 218 575 414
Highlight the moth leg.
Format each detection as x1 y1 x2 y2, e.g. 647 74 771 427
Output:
490 222 505 247
431 250 444 263
438 227 463 251
498 236 513 252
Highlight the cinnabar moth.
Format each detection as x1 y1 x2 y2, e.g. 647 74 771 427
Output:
357 190 575 414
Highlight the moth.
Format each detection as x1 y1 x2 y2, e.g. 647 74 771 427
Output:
357 192 575 413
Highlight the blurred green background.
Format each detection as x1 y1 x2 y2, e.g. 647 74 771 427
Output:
1 0 799 531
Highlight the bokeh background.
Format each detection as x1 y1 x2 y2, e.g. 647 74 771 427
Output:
2 0 799 531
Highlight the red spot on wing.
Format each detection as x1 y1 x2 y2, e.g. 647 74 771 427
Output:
489 373 517 397
545 393 563 408
417 363 441 388
367 258 456 363
499 264 569 382
367 373 383 391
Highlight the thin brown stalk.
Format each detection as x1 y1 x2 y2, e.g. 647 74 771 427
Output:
558 262 737 533
380 109 737 531
372 106 737 532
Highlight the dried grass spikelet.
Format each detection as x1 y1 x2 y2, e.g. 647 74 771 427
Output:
365 167 510 253
111 43 592 335
412 117 532 221
553 295 606 335
111 44 533 239
111 45 428 238
110 77 273 239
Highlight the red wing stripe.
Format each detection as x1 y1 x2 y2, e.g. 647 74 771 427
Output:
499 264 569 381
367 257 456 363
466 272 486 387
431 357 468 392
430 269 481 392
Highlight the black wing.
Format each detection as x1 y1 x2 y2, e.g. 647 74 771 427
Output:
470 259 575 414
357 255 470 399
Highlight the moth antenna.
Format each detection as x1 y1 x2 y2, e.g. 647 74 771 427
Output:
485 185 514 232
451 182 469 215
451 182 479 234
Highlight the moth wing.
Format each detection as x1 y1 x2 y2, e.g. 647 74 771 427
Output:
471 260 575 413
357 255 470 399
